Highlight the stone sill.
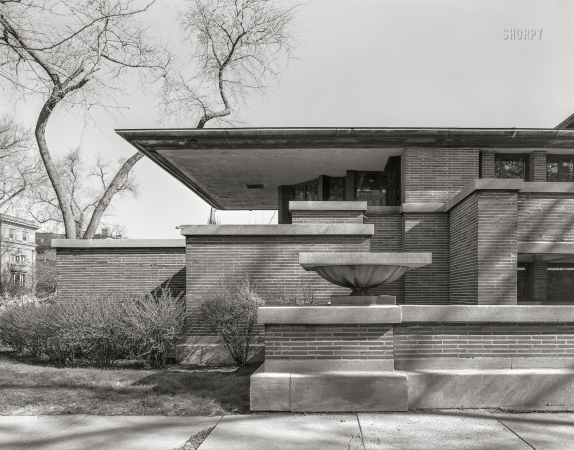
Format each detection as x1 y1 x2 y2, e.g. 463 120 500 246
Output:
259 305 574 324
52 239 185 248
299 252 432 269
180 224 374 236
289 201 367 211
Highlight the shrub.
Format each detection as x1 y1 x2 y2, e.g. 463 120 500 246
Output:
265 277 320 305
201 276 263 367
122 290 186 369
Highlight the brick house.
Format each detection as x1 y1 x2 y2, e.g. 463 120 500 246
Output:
0 214 39 291
52 122 574 410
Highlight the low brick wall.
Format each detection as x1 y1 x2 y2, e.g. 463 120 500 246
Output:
265 324 393 361
394 322 574 360
55 243 186 298
518 192 574 242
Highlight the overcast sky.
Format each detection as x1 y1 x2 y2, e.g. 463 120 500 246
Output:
3 0 574 238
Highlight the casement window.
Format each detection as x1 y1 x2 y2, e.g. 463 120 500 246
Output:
355 171 386 206
495 153 529 181
8 228 15 240
547 155 574 182
291 179 318 201
22 231 27 242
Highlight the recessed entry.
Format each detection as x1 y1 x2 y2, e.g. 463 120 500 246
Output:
245 184 265 189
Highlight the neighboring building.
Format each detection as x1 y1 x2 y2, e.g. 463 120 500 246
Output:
0 214 39 291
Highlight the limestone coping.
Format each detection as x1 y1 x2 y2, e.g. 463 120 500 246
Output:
258 305 402 324
289 201 367 211
51 239 185 248
366 206 401 215
258 305 574 324
444 180 574 212
518 242 574 255
180 224 374 236
299 252 432 270
401 305 574 323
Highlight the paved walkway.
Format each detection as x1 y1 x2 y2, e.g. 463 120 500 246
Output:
0 410 572 449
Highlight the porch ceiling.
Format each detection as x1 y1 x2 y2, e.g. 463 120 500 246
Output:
116 127 574 210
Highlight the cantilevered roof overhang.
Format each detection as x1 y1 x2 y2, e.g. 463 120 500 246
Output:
115 127 574 210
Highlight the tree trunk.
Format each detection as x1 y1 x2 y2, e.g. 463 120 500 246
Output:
83 152 144 239
35 92 77 239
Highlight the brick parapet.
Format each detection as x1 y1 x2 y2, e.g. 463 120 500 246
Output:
402 148 479 203
55 247 186 298
402 213 450 304
265 324 393 360
529 150 547 182
526 260 548 303
185 235 370 335
518 193 574 242
479 150 495 178
394 322 574 359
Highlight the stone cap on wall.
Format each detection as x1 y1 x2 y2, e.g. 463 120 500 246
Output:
51 239 186 248
259 305 574 324
180 224 374 236
299 252 432 270
289 201 368 211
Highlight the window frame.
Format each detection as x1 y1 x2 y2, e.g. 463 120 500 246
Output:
547 154 574 182
494 153 530 181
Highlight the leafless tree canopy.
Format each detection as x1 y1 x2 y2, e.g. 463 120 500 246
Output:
0 0 169 238
28 147 140 238
0 115 44 214
160 0 300 127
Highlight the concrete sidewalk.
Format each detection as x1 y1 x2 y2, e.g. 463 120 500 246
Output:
0 411 572 449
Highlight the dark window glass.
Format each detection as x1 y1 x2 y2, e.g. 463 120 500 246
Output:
546 154 574 182
305 178 318 201
562 156 574 182
548 268 574 303
547 155 559 181
325 177 345 201
495 154 529 180
293 183 305 201
356 171 385 206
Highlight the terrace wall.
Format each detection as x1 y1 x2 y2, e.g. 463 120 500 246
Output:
55 242 186 298
518 192 574 242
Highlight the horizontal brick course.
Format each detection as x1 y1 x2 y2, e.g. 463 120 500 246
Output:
394 323 574 359
265 324 393 360
518 193 574 242
56 247 186 298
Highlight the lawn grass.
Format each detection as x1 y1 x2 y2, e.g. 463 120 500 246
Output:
0 350 257 416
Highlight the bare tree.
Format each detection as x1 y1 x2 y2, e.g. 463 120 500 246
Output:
27 148 139 238
0 0 169 238
0 115 45 214
160 0 300 127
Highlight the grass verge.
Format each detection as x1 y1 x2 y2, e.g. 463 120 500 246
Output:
0 350 257 416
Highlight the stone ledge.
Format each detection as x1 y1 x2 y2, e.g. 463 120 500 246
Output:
366 206 401 215
299 252 432 269
180 224 374 236
52 239 185 248
400 305 574 323
258 305 402 324
444 179 523 212
289 201 367 211
265 359 394 373
401 203 446 213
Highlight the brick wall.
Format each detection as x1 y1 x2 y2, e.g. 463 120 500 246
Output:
185 235 370 335
56 247 186 298
529 151 547 182
402 213 450 304
364 214 404 301
291 211 363 223
480 150 495 178
449 191 518 305
450 193 478 304
526 260 548 303
402 148 479 203
518 193 574 242
265 324 394 360
394 322 574 359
